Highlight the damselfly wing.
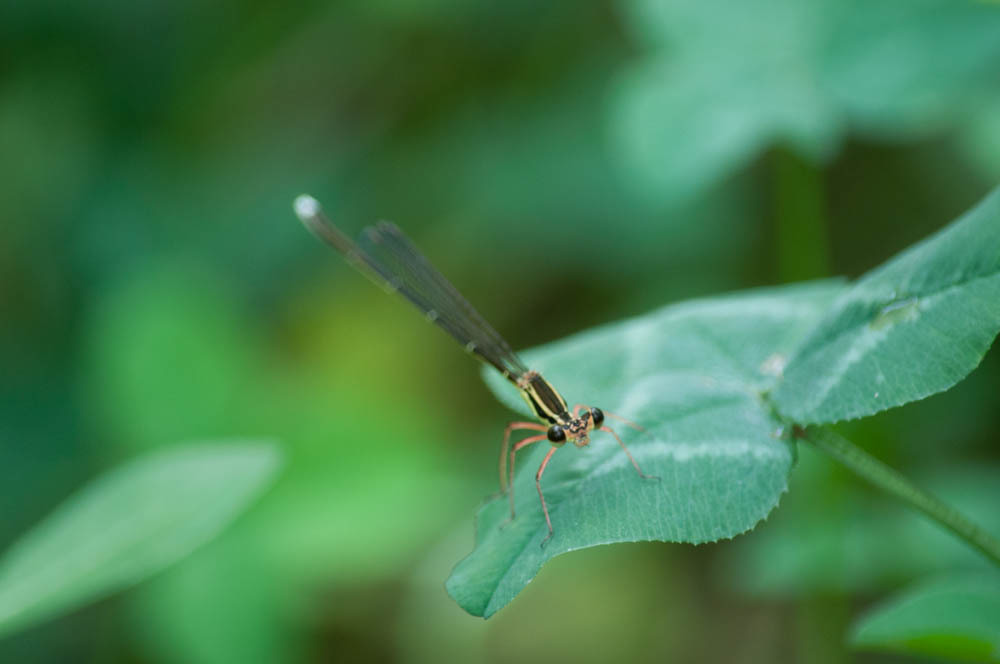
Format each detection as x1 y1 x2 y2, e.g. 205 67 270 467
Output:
294 195 657 545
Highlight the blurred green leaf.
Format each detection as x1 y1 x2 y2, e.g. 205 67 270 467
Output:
127 394 474 664
446 280 844 617
0 442 282 640
773 186 1000 424
84 264 260 451
827 1 1000 138
614 0 1000 201
958 95 1000 180
126 523 294 664
82 265 479 663
722 459 1000 596
850 573 1000 662
613 0 840 201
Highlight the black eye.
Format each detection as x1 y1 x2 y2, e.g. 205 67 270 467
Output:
547 425 566 443
591 408 604 426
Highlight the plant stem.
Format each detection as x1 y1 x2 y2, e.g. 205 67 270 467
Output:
772 147 830 282
804 427 1000 568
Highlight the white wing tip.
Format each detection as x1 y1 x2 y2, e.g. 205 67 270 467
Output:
293 194 321 221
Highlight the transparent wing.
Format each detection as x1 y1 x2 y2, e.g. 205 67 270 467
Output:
296 197 528 381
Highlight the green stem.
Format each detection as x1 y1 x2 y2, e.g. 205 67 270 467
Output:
772 147 830 282
804 427 1000 568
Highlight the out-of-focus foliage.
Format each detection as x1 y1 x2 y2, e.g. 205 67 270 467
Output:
722 457 1000 595
84 263 475 664
2 0 1000 661
0 443 281 639
850 573 1000 662
614 0 1000 202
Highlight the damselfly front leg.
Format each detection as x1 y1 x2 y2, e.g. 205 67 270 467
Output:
572 404 659 482
600 425 659 481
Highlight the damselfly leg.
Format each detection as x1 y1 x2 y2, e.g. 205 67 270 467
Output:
506 433 548 523
572 403 658 481
536 446 559 547
600 425 659 481
500 421 547 494
503 405 658 548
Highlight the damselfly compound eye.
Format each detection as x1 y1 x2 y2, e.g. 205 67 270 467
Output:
591 408 605 427
547 425 566 443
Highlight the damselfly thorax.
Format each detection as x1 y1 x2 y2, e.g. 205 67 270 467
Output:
295 195 658 546
516 370 594 445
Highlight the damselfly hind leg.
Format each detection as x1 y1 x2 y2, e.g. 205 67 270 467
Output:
499 432 547 530
499 421 547 495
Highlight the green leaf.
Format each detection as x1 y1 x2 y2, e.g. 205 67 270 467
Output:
850 573 1000 662
613 0 1000 202
827 1 1000 139
772 186 1000 424
722 460 1000 596
446 280 844 617
612 0 840 202
0 442 282 639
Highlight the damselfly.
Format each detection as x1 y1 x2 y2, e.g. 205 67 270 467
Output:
294 195 657 545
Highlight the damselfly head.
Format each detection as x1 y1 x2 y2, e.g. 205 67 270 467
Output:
554 408 604 448
548 418 588 447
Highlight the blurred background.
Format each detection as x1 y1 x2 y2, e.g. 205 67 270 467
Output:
3 0 1000 661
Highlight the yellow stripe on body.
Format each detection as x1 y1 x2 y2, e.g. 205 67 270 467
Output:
518 372 570 425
